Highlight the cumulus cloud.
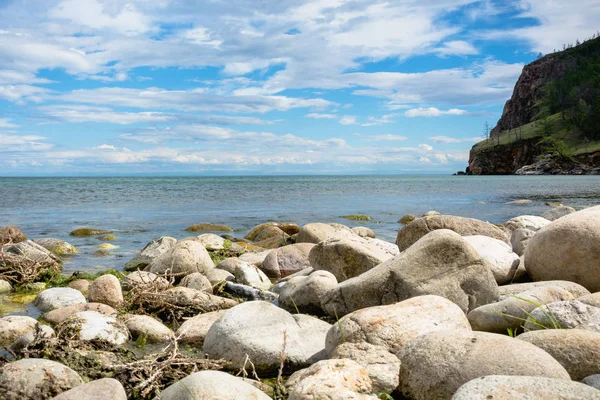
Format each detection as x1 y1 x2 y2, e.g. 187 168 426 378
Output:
339 116 357 125
429 135 482 143
306 113 338 119
404 107 469 117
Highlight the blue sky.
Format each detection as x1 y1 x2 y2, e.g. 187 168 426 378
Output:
1 0 599 175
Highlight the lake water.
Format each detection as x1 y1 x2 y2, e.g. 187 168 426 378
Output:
1 175 599 274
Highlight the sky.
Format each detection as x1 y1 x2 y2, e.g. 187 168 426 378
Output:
1 0 599 176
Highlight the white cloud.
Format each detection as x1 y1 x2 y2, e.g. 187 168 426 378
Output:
418 144 434 151
435 40 478 56
96 144 116 149
0 118 18 128
339 116 357 125
404 107 469 117
368 134 409 141
40 105 172 124
429 135 482 143
0 133 53 152
306 113 337 119
361 113 397 126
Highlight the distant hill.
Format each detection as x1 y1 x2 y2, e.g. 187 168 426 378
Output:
468 35 600 175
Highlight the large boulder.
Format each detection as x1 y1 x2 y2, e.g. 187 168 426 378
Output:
524 300 600 332
326 295 470 355
278 270 338 314
322 230 499 316
464 235 521 284
296 222 356 244
0 316 39 346
542 205 576 221
518 329 600 380
88 274 123 308
52 378 127 400
203 301 331 374
468 286 575 334
63 311 129 345
396 215 509 251
0 226 27 245
451 375 600 400
33 238 77 256
260 243 314 279
525 206 600 291
399 330 570 400
286 359 375 400
0 358 83 400
309 236 399 282
124 236 176 271
159 370 271 400
34 288 86 312
145 239 214 278
503 215 551 234
330 342 400 394
176 310 227 346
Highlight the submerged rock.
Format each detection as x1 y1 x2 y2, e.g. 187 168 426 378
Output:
69 228 112 237
183 223 232 232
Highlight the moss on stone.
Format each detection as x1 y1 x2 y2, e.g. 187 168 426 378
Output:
99 234 117 241
183 223 233 232
70 228 113 237
340 214 372 221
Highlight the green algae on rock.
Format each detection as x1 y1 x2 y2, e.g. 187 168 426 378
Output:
70 228 113 237
183 223 233 232
340 214 372 221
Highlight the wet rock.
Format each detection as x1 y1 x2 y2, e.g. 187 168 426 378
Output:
518 329 600 380
0 315 38 346
326 295 470 355
396 214 509 251
464 235 520 284
0 225 27 245
34 287 86 312
33 238 77 256
524 300 600 332
42 303 117 326
0 358 83 400
309 236 399 282
176 310 227 346
398 330 570 400
525 206 600 291
183 223 232 232
63 311 128 345
330 342 400 394
88 274 123 308
52 378 127 400
278 270 337 314
69 228 112 237
159 370 271 400
203 301 330 374
145 239 214 278
260 243 314 279
287 359 375 400
122 314 173 343
451 375 600 400
322 230 499 316
124 236 177 271
180 272 213 293
542 205 576 221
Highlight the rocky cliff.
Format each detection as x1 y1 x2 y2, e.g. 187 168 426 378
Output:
469 36 600 175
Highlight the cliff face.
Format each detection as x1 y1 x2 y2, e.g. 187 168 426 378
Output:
489 55 572 137
468 139 542 175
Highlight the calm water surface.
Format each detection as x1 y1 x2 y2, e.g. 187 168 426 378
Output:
1 175 599 274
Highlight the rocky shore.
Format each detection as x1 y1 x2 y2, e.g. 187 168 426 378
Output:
1 204 600 399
